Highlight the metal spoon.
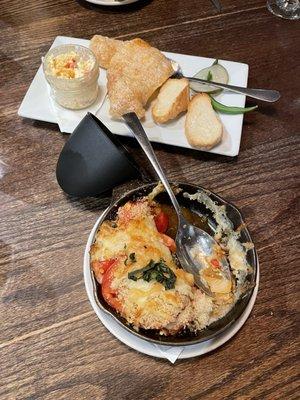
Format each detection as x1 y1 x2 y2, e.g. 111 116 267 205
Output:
170 59 281 103
123 112 231 296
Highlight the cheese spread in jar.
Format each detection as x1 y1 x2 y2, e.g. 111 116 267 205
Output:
43 44 99 110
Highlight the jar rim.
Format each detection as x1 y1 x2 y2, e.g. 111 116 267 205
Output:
43 44 99 83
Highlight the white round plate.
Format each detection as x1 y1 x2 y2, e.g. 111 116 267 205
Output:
85 0 140 6
84 213 259 360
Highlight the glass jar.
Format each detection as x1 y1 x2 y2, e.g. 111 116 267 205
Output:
43 44 99 110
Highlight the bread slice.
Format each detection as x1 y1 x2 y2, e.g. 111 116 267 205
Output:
152 78 189 124
185 93 223 149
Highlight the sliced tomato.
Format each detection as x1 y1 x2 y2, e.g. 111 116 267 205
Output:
101 261 122 312
91 258 117 275
100 259 117 273
154 211 169 233
161 233 176 252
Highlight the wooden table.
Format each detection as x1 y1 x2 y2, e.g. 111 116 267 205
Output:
1 0 299 398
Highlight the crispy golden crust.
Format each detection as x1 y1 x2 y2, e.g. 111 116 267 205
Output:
90 35 173 118
90 199 198 333
90 196 238 335
90 35 123 69
107 38 173 118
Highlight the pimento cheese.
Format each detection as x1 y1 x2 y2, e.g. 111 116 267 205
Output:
47 51 94 79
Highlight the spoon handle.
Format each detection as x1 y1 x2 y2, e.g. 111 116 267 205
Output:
187 76 281 102
123 112 183 218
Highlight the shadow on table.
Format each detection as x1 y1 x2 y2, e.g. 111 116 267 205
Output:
19 118 69 139
256 103 279 117
62 191 112 213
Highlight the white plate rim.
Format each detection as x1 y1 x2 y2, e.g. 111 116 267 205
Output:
84 211 259 360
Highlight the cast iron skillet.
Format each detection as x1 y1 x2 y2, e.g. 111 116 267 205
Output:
89 182 258 346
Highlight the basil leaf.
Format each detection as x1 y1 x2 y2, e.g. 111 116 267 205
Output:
128 259 176 290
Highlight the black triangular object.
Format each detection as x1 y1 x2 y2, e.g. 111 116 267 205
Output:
56 113 140 197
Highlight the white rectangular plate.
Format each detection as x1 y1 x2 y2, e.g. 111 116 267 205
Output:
18 36 249 156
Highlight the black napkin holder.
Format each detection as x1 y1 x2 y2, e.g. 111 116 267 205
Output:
56 113 141 197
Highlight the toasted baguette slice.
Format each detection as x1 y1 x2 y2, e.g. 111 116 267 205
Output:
185 93 223 149
152 78 189 124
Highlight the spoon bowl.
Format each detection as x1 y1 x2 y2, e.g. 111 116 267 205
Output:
176 218 231 295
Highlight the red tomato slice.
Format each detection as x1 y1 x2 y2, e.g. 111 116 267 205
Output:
161 233 176 252
154 211 169 233
100 259 117 273
91 258 117 275
101 261 122 312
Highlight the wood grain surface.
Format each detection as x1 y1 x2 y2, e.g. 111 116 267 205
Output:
0 0 299 399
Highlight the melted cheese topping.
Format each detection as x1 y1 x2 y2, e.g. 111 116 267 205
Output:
91 199 198 333
90 197 240 335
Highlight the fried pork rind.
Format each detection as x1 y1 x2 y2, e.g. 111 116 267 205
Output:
107 38 174 118
90 36 173 118
90 35 123 69
90 35 173 118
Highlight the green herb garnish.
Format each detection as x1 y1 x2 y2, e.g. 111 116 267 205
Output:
212 59 219 65
128 259 176 290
